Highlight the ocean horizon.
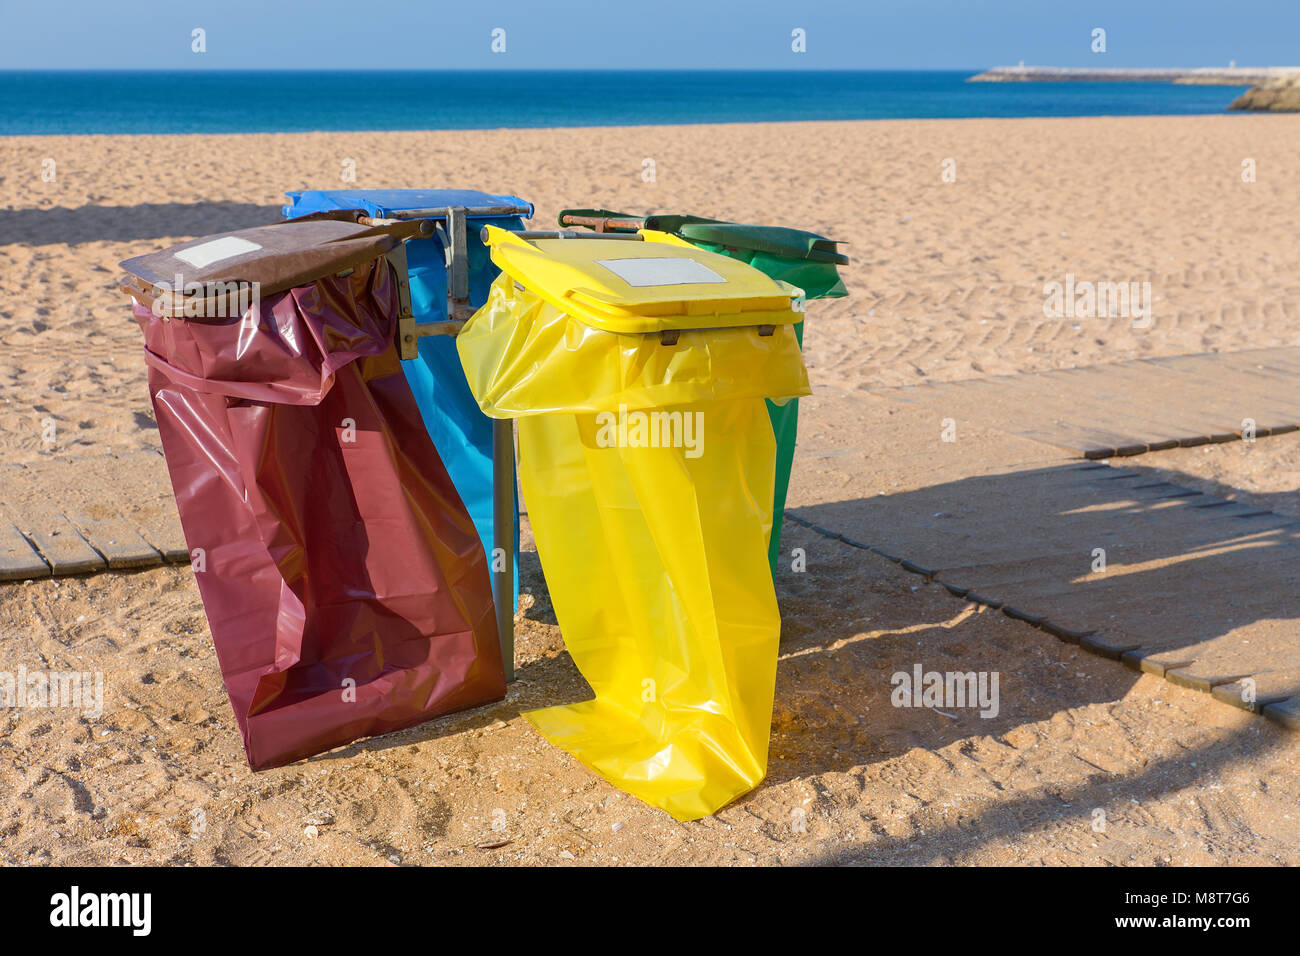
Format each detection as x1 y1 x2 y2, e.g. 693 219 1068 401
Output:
0 69 1256 136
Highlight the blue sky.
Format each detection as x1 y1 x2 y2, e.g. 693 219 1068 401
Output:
3 0 1296 70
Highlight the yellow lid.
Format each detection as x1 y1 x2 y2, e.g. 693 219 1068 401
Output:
483 224 803 334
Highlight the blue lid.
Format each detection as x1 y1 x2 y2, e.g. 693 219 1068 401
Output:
283 188 533 220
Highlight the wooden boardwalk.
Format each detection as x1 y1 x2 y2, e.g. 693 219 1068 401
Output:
791 462 1300 729
788 376 1300 732
0 450 188 580
869 347 1300 459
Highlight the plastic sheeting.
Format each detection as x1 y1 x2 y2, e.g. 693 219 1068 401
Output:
283 189 532 610
458 232 809 819
766 320 804 574
635 228 820 577
130 253 505 770
458 280 809 416
558 211 848 578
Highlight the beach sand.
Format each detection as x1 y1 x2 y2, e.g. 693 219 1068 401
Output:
1 115 1299 865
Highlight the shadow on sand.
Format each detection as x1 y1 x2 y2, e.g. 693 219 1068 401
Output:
309 437 1298 862
1 201 283 246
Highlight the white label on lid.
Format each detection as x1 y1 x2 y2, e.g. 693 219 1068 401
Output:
596 257 726 287
174 236 263 269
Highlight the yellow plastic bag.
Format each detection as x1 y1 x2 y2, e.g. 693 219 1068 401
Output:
458 229 810 820
457 277 808 416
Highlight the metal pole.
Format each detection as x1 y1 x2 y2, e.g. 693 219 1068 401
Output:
557 214 645 233
421 207 517 683
358 216 434 237
492 418 516 682
506 229 645 241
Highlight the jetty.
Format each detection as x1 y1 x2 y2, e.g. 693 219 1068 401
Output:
969 65 1300 85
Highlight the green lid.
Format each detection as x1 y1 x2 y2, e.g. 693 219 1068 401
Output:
557 208 849 298
673 221 848 265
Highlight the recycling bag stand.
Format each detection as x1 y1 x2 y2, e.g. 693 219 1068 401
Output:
458 226 811 820
558 209 848 576
118 216 507 769
284 190 533 673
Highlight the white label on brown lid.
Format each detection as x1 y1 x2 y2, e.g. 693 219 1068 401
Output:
175 236 263 269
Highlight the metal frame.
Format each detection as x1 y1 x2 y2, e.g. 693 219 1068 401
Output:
392 218 762 681
432 222 790 677
381 205 531 682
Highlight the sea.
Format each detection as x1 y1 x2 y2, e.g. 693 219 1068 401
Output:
0 70 1255 136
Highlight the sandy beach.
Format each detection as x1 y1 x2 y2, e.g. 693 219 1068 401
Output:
2 114 1300 865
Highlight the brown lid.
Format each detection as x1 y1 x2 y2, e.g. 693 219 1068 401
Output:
119 218 414 318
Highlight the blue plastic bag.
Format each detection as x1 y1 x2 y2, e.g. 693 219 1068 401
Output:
283 189 532 609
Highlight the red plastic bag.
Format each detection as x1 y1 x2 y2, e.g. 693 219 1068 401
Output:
130 254 504 769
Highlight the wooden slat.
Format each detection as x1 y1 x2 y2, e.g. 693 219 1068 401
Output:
868 346 1300 458
24 516 107 576
63 512 162 570
877 377 1141 456
54 450 178 567
1146 352 1300 421
1123 359 1300 435
121 450 189 563
0 517 50 581
984 367 1192 450
1054 366 1223 443
0 462 106 575
0 452 186 577
1058 364 1237 446
1263 697 1300 730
